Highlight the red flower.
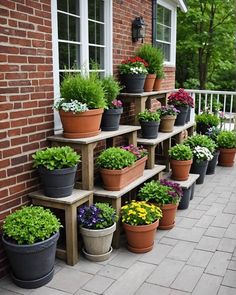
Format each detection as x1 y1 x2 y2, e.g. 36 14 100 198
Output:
168 88 194 108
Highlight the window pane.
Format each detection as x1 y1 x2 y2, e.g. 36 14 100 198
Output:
157 43 170 62
70 44 80 68
164 8 171 26
88 0 104 22
164 27 171 42
156 24 164 41
58 13 68 40
57 0 67 12
157 5 164 23
57 0 79 15
89 21 104 45
59 43 80 70
89 46 104 70
59 43 69 69
69 16 80 42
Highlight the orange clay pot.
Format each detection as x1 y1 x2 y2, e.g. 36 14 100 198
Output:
218 148 236 167
153 78 162 91
99 156 147 191
170 159 193 181
123 219 159 253
159 203 178 230
144 74 156 92
59 108 104 139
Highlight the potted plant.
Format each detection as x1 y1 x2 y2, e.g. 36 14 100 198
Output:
121 201 162 253
159 105 179 132
168 88 193 125
101 76 123 131
195 112 220 134
169 144 193 181
138 180 182 230
205 126 221 174
138 109 161 139
97 145 147 191
2 205 62 288
78 203 118 262
54 72 107 138
32 146 80 198
118 56 148 93
217 131 236 167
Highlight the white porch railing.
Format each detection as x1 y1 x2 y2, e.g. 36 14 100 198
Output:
183 89 236 131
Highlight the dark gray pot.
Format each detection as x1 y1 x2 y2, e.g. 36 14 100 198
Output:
2 231 59 289
140 120 160 139
38 166 77 198
120 74 146 93
101 108 123 131
178 187 191 210
206 150 220 175
190 159 208 184
185 106 191 123
174 106 188 126
190 183 195 200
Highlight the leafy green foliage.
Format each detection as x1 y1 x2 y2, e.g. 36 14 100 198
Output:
184 134 217 153
32 146 80 170
60 72 106 109
2 206 62 245
97 147 136 170
138 109 160 122
101 76 122 108
195 113 220 127
136 44 164 77
217 131 236 149
169 144 193 161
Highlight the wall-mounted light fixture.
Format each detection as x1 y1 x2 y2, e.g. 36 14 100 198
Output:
132 17 146 42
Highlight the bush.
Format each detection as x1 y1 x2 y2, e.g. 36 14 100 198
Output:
195 113 220 127
2 206 62 245
169 144 193 161
217 131 236 149
78 203 118 229
32 146 80 170
138 109 160 122
184 134 217 153
101 76 122 108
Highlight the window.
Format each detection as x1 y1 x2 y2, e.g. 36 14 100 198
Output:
153 0 176 66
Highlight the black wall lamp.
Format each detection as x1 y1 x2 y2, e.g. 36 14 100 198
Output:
132 17 146 42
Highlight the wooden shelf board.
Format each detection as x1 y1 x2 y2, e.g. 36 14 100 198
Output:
119 90 172 97
163 173 200 189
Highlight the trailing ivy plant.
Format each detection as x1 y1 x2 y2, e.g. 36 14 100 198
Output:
169 144 193 161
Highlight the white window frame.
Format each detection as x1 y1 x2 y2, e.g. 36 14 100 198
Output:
51 0 113 132
155 0 176 67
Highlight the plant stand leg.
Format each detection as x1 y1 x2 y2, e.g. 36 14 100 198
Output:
127 130 137 146
111 198 122 249
81 143 97 190
134 96 148 125
146 146 155 169
65 205 78 266
163 138 171 172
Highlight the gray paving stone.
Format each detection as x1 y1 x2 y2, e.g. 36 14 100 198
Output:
205 251 231 276
228 260 236 271
68 257 103 274
147 258 185 287
211 213 234 228
82 275 114 294
75 290 97 295
171 265 204 292
109 249 141 268
224 224 236 239
160 237 179 246
195 215 215 228
31 287 72 295
155 229 170 240
186 209 205 219
196 236 221 252
47 268 93 293
232 215 236 223
192 273 222 295
187 249 213 268
222 270 236 288
218 286 236 295
200 196 216 205
194 204 211 211
204 226 226 238
139 243 172 265
166 227 205 243
167 241 196 261
177 218 197 229
216 197 231 204
98 265 126 279
135 283 170 295
217 238 236 253
205 203 225 216
0 289 19 295
104 261 155 295
0 276 32 295
169 290 190 295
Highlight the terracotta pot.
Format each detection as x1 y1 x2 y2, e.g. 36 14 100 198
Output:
123 219 159 253
159 115 176 133
170 159 193 181
159 203 178 230
153 78 162 91
100 156 147 191
59 108 104 139
144 74 156 92
218 148 236 167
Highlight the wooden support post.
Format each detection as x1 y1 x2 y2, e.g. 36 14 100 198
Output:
134 96 148 125
81 143 97 190
111 198 122 249
127 130 137 146
146 146 156 169
65 205 78 266
163 138 171 172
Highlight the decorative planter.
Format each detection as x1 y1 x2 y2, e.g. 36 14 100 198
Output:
159 115 176 133
120 74 146 93
190 159 208 184
38 166 77 198
59 108 104 139
178 187 191 210
101 108 123 131
190 183 196 200
153 78 162 91
2 232 59 289
174 106 188 126
185 106 191 123
144 74 156 92
122 219 159 253
140 120 160 139
159 203 178 230
206 150 220 174
218 148 236 167
80 223 116 262
100 156 147 191
170 159 193 181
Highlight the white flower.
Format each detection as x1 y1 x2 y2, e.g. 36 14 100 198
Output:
54 98 88 114
193 146 213 162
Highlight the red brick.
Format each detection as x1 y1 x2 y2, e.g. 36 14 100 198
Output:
0 54 7 62
28 57 45 64
22 126 37 134
21 65 36 71
38 25 51 34
5 73 27 79
17 4 33 15
19 21 35 30
3 147 21 158
29 132 45 142
9 94 29 101
10 10 27 21
0 8 9 16
20 48 37 56
11 136 28 146
0 18 7 25
2 1 16 10
0 132 6 140
17 172 31 182
8 128 21 137
0 176 16 187
20 87 35 93
0 189 8 199
26 0 42 10
10 110 32 119
7 166 24 177
0 103 13 111
0 64 19 72
8 55 28 63
32 40 45 48
0 121 10 129
9 37 31 47
28 116 44 124
0 140 10 149
0 87 19 94
28 15 44 25
0 45 19 54
33 108 46 115
22 142 39 152
0 159 10 169
31 92 46 99
0 113 8 120
1 198 21 211
11 118 27 127
37 122 53 131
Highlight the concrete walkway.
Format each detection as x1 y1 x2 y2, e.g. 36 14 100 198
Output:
1 164 236 295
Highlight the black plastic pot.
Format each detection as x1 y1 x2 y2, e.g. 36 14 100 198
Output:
196 123 210 135
206 150 220 175
190 183 195 200
120 74 146 93
2 231 59 289
178 187 191 209
101 108 123 131
174 106 188 126
185 106 191 123
190 159 208 184
38 166 77 198
140 121 160 139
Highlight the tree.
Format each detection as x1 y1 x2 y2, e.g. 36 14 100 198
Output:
176 0 235 90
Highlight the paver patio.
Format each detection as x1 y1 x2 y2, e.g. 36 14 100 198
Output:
0 164 236 295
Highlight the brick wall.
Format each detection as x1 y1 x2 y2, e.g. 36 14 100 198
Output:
0 0 53 277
